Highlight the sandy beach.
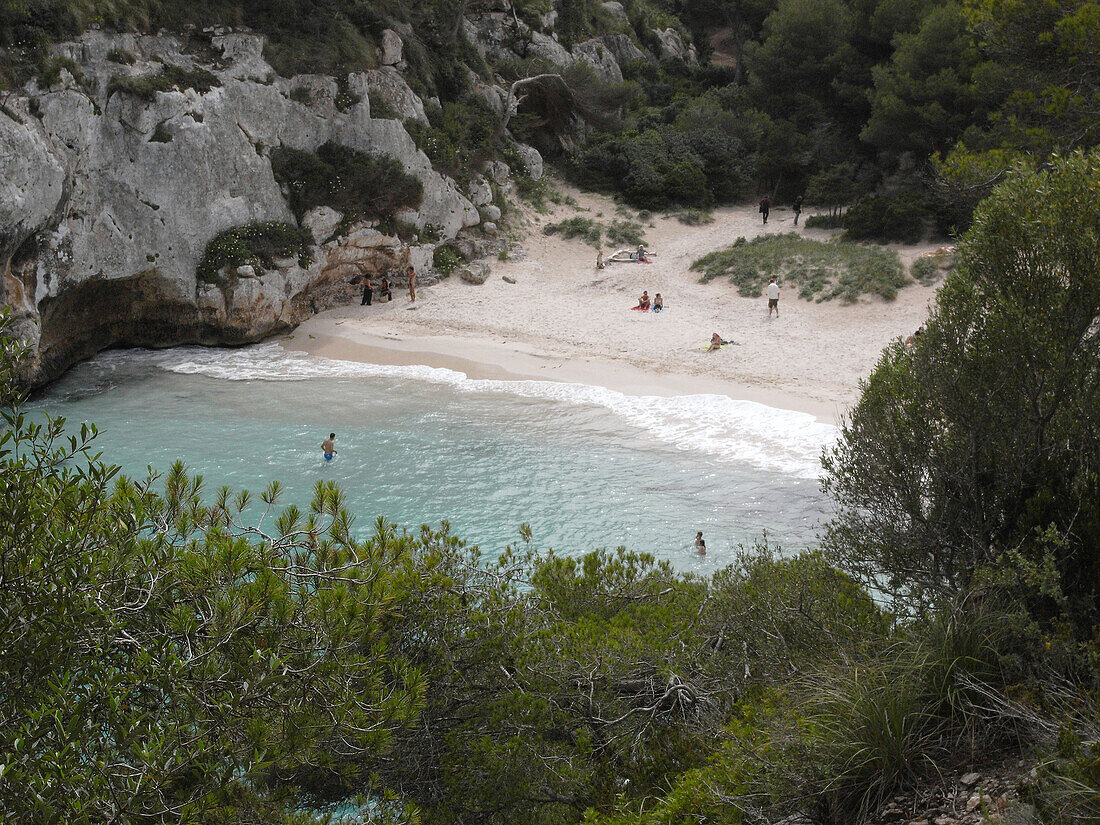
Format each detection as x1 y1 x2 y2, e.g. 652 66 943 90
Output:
285 184 941 424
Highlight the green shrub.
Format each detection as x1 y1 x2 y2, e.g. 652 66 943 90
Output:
606 219 644 246
543 216 602 247
106 47 135 64
288 85 314 105
675 208 714 225
691 233 909 302
197 221 312 283
270 142 423 227
368 90 400 119
805 213 845 229
405 94 500 187
433 245 461 275
843 193 929 244
334 73 361 111
107 63 220 101
38 55 80 87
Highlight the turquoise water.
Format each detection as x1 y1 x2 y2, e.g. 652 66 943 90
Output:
32 344 837 573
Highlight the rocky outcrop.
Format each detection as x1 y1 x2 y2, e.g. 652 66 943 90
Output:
1 30 484 385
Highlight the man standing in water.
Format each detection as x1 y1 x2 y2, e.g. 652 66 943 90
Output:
766 275 780 317
321 433 337 462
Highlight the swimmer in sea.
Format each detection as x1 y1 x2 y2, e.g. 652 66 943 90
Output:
322 432 337 462
694 531 706 555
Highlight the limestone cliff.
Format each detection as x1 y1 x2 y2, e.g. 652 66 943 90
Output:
0 30 495 385
1 6 695 385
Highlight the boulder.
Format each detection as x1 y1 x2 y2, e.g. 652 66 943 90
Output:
481 221 498 235
600 1 630 24
457 261 491 284
654 27 698 64
480 204 502 222
515 144 543 179
363 68 427 123
572 39 623 84
380 29 403 66
468 175 493 207
528 31 572 66
302 206 343 244
600 33 652 66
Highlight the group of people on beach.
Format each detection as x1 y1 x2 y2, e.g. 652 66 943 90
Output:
632 290 664 312
359 265 418 306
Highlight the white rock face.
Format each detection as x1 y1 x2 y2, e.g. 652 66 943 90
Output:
0 31 481 384
654 28 698 64
572 39 624 84
516 144 544 179
363 68 427 123
600 2 630 24
380 29 404 66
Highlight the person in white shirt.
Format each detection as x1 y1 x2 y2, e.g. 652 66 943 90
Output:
766 276 780 317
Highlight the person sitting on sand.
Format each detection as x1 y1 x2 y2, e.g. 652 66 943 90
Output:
652 293 663 313
633 290 651 311
905 325 925 346
707 332 732 352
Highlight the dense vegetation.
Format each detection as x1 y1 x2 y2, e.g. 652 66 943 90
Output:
3 151 1100 822
3 0 1096 236
196 220 313 283
270 141 423 229
691 233 908 302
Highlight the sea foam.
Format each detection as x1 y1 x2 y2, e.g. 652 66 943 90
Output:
133 344 838 479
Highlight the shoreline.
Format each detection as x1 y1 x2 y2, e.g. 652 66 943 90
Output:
279 184 940 427
286 324 846 424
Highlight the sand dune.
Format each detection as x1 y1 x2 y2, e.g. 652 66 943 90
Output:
288 184 941 424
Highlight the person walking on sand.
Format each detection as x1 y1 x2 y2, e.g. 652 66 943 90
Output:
759 196 771 225
361 275 373 306
321 433 337 462
792 194 803 226
766 275 780 317
694 531 706 555
406 265 417 302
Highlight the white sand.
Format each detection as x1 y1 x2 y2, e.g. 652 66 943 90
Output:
286 183 941 424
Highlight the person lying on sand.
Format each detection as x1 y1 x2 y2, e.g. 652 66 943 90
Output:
707 333 733 352
652 293 663 313
633 290 651 311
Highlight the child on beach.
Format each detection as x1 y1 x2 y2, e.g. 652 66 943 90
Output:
652 293 663 312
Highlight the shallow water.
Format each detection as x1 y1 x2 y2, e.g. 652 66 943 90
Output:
32 344 837 574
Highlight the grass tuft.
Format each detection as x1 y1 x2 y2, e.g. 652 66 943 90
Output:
691 233 908 303
197 221 312 284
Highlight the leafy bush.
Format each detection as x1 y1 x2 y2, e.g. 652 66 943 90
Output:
691 233 908 302
368 89 400 119
805 213 845 229
822 151 1100 625
106 47 135 64
433 245 461 275
606 219 644 246
270 141 423 227
543 216 602 247
107 63 220 100
405 95 501 187
843 193 929 244
197 221 312 283
674 208 714 225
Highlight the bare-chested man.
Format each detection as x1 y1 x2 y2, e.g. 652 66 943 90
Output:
321 433 337 462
